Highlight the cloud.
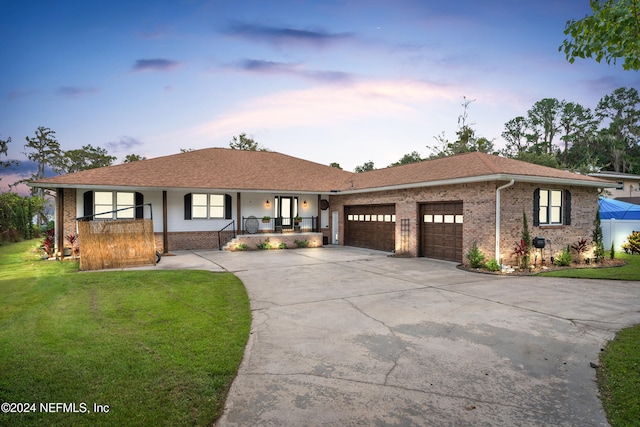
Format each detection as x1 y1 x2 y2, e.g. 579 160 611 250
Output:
224 22 354 48
583 75 640 96
132 58 181 72
106 136 143 151
137 25 172 40
7 89 40 101
233 58 354 84
57 86 100 98
190 79 457 140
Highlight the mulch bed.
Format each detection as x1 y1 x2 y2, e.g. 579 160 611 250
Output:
459 258 626 276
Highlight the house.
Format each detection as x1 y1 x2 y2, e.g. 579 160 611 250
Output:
588 171 640 205
29 148 614 266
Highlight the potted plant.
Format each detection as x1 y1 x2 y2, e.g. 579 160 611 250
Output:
262 216 271 223
294 216 302 224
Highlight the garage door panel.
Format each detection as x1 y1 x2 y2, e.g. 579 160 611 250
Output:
345 205 395 252
420 202 463 262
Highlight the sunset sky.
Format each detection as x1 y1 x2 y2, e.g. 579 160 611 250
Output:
1 0 638 192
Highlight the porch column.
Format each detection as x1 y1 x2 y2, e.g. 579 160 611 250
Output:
236 192 241 234
56 188 64 259
162 191 169 254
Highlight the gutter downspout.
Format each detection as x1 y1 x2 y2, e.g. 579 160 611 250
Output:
496 179 515 262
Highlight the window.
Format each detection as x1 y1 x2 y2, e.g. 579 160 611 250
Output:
89 191 141 219
616 181 624 190
94 191 114 219
184 193 232 220
116 192 135 218
534 189 571 226
192 194 225 219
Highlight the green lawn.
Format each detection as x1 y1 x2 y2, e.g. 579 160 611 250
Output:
0 240 251 427
597 325 640 427
537 251 640 280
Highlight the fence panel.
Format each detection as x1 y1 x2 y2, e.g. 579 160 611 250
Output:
602 218 640 251
78 219 156 271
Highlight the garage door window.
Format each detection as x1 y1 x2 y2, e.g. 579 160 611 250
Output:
423 214 463 223
349 214 395 222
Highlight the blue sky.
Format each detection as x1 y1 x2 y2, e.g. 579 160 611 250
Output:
1 0 638 192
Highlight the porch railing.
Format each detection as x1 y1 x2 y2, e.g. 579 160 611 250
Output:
217 220 236 250
242 216 318 234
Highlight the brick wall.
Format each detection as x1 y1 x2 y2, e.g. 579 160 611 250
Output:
228 232 323 250
498 183 598 265
59 188 77 254
329 181 599 265
157 231 220 252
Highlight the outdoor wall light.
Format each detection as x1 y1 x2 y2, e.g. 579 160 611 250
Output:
302 200 308 208
265 200 271 208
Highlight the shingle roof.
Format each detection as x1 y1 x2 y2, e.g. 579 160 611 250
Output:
30 148 353 192
342 152 610 190
30 148 611 192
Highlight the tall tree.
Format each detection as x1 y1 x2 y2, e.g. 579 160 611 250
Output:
558 102 598 164
0 135 18 179
123 154 147 163
389 151 423 167
329 162 342 169
354 161 375 173
526 98 564 155
52 144 116 174
428 96 495 158
501 116 533 157
23 127 61 196
596 87 640 171
560 0 640 71
229 133 268 151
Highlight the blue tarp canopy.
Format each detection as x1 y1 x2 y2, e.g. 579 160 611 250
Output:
598 197 640 220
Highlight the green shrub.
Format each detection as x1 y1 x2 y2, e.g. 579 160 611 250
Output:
465 241 486 268
235 243 248 251
485 258 501 272
610 241 615 259
256 238 271 250
294 239 309 248
622 231 640 254
278 242 288 249
554 246 572 266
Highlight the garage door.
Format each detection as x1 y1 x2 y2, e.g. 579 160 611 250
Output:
420 202 463 262
345 205 395 252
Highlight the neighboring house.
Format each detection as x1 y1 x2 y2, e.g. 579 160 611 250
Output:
588 171 640 205
29 148 614 266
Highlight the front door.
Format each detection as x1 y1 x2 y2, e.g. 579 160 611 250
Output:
276 196 298 229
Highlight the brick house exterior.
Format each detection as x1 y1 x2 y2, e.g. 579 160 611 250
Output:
29 148 613 266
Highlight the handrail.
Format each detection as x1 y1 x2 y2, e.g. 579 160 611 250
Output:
76 203 153 221
242 216 318 233
217 220 236 250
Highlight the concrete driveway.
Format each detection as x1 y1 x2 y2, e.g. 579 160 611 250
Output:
152 246 640 426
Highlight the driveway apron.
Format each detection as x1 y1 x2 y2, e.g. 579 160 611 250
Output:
185 246 640 426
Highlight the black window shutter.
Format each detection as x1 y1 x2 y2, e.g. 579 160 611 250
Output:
184 193 192 220
135 192 144 219
225 194 232 219
565 190 571 225
83 191 94 219
533 188 540 226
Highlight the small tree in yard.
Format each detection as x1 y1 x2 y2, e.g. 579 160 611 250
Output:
466 241 486 268
592 208 605 262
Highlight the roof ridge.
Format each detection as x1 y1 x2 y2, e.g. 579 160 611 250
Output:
470 151 500 174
